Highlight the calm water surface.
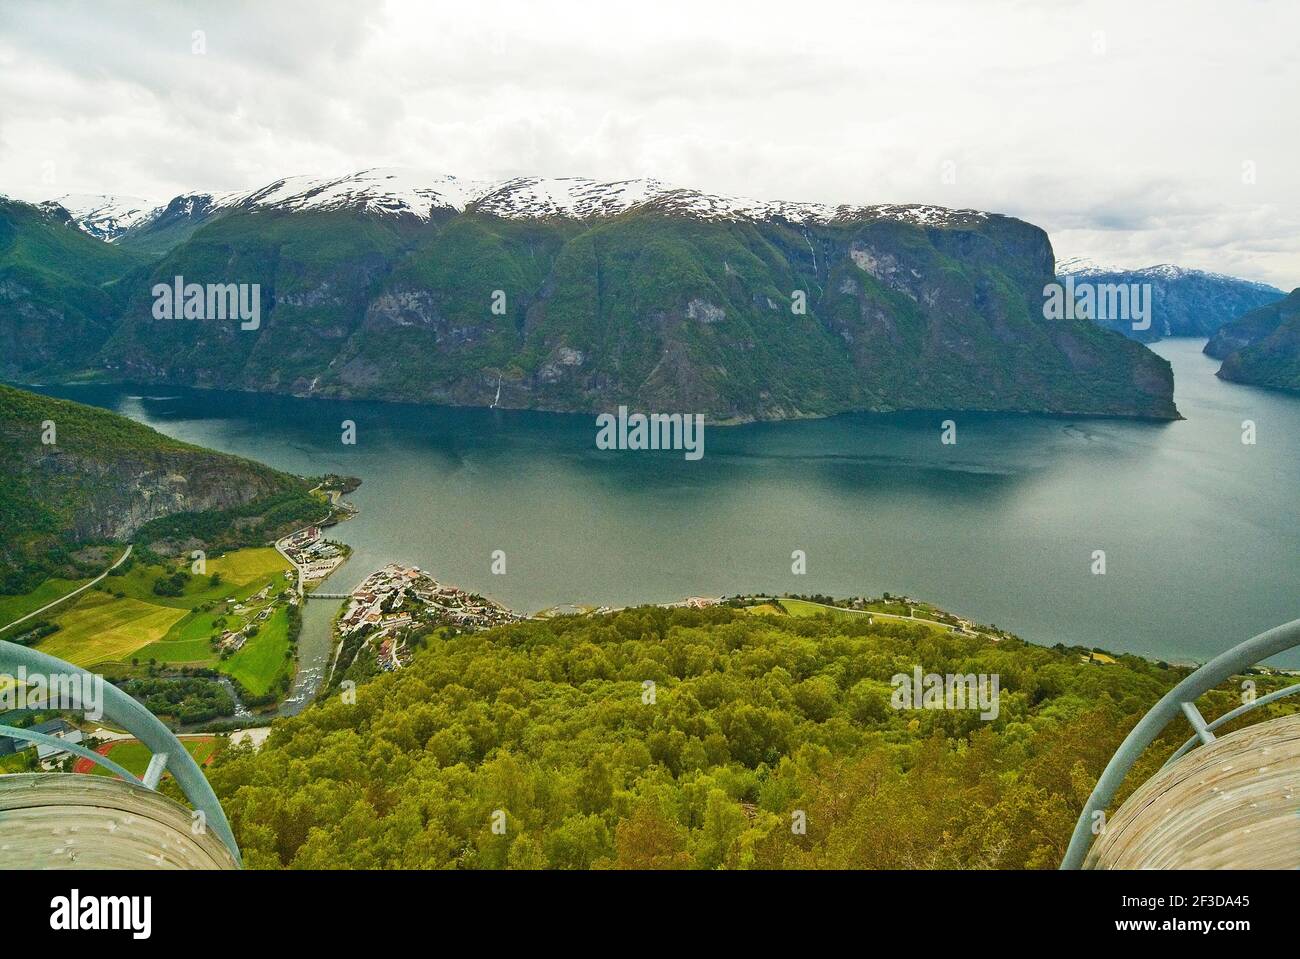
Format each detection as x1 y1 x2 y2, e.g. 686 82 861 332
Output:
25 339 1300 669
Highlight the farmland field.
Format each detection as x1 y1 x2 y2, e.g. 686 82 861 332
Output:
778 598 874 619
777 598 951 634
111 547 289 609
222 606 292 696
6 547 294 683
36 592 188 667
0 576 92 629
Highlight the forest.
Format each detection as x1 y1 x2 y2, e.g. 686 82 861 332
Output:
202 604 1296 869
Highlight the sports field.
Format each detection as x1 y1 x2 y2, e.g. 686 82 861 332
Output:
75 737 219 778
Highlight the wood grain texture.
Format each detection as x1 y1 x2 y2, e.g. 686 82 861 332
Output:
0 773 238 869
1086 712 1300 869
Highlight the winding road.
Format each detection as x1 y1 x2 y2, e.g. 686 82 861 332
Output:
0 545 133 637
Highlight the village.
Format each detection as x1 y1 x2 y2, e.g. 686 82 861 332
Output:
215 578 295 653
276 525 349 586
335 564 523 672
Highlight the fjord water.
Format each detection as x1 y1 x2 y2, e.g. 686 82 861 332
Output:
29 339 1300 667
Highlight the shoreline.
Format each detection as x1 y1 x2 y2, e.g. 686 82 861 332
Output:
15 375 1183 426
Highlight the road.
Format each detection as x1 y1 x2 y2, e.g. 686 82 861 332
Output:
0 544 133 637
274 530 308 596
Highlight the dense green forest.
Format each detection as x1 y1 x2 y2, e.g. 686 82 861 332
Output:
204 605 1294 869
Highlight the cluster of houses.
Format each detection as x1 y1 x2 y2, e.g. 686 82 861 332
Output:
335 565 521 672
675 596 722 609
280 526 347 582
0 718 84 766
218 585 287 653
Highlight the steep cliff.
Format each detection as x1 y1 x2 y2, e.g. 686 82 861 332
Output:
0 383 316 591
4 172 1179 420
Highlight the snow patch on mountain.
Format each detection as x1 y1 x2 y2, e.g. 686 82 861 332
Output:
1057 257 1281 292
48 168 999 239
44 193 160 242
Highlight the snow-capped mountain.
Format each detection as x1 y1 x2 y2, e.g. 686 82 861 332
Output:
47 168 994 246
1057 257 1279 291
5 173 1179 423
1054 257 1284 341
39 193 160 242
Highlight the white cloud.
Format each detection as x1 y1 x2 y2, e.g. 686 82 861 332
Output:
1 0 1295 287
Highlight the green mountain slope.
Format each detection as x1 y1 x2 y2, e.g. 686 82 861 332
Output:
0 383 318 593
0 199 148 378
0 188 1180 421
204 603 1284 869
1205 288 1300 392
92 203 1176 420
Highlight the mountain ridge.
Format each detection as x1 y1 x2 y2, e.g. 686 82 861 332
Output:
1054 258 1284 343
39 168 1005 243
1 181 1180 422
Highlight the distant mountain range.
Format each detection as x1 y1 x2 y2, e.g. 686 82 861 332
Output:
1204 288 1300 392
3 169 1180 420
1054 258 1284 342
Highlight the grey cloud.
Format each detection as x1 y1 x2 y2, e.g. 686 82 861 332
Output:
0 0 1295 288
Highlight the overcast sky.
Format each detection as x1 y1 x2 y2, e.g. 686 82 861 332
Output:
1 0 1296 286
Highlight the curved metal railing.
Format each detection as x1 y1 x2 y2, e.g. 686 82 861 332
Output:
0 639 241 865
1060 617 1300 869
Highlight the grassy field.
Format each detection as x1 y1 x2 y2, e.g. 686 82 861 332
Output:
0 576 92 628
8 548 292 675
83 737 219 778
36 592 189 667
110 547 289 609
778 598 874 619
776 598 952 635
221 606 292 696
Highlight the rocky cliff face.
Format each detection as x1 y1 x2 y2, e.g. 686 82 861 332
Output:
31 446 288 542
0 383 308 587
4 174 1179 420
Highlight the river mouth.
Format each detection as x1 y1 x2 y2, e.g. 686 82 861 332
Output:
17 338 1300 670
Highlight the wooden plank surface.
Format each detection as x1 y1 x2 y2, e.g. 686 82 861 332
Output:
1086 712 1300 869
0 773 238 869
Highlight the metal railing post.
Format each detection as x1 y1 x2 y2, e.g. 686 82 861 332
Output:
1060 617 1300 869
0 639 241 865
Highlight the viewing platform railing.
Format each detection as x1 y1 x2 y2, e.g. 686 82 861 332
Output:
0 639 241 866
1060 616 1300 869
